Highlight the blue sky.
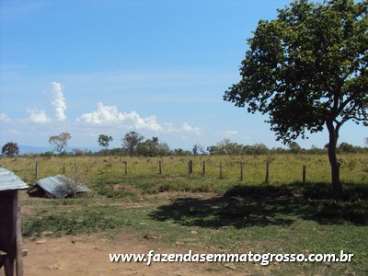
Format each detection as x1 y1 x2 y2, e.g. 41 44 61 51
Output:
0 0 366 150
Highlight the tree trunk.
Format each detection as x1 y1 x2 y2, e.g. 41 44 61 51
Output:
326 121 342 195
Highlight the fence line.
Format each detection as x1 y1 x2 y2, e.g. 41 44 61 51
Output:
5 157 314 184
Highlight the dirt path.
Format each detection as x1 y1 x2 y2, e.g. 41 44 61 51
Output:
18 234 252 276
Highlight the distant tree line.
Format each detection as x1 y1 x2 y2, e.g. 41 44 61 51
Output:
206 139 368 155
2 131 368 158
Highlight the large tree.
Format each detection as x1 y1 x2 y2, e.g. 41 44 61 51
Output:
224 0 367 193
122 131 144 156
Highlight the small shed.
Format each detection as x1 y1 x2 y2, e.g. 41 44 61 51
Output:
28 175 90 198
0 167 28 276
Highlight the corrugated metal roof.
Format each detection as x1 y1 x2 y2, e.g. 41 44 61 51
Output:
34 175 90 198
0 167 29 191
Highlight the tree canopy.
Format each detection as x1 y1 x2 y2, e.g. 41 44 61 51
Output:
2 142 19 157
136 136 170 156
122 131 144 156
98 134 113 148
49 132 72 153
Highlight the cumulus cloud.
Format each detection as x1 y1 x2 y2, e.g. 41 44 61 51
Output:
27 109 50 124
0 113 10 122
78 102 200 134
78 102 162 131
51 81 67 121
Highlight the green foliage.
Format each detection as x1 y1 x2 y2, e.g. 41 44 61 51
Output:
192 144 206 155
338 142 358 153
224 0 368 143
23 207 137 236
39 151 55 157
288 142 302 153
48 132 72 153
136 136 170 156
122 131 144 156
207 139 269 155
98 134 113 148
1 142 19 157
173 148 192 156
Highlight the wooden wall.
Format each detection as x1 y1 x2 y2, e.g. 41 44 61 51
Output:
0 190 16 276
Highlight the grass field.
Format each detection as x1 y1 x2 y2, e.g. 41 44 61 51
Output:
1 154 368 274
2 153 368 192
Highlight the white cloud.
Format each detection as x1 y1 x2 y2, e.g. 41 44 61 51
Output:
51 81 67 121
78 102 162 131
0 113 10 122
27 109 50 124
224 130 238 137
77 102 200 135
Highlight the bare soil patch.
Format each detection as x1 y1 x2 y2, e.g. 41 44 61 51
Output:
18 233 253 276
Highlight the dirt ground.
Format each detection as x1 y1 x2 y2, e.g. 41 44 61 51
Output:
16 233 254 276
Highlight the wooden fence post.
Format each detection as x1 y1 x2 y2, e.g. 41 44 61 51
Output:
188 160 193 175
202 161 206 177
35 160 39 179
240 161 244 181
265 160 270 184
219 162 223 179
158 160 162 175
302 165 306 184
123 161 128 175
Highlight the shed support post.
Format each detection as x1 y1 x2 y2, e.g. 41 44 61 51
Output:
4 256 14 276
14 191 23 276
